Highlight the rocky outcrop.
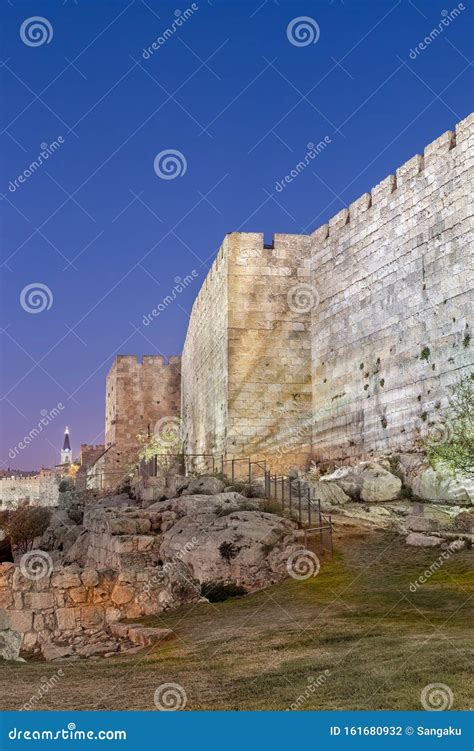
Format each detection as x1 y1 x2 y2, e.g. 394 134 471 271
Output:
405 532 443 547
320 462 402 503
0 489 302 659
158 494 301 590
0 608 22 662
396 454 473 505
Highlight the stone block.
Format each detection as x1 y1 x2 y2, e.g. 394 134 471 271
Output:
55 607 77 631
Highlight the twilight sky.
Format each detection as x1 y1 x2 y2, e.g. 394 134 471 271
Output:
1 0 473 470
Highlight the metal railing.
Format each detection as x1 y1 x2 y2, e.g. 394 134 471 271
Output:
262 470 333 556
140 451 333 555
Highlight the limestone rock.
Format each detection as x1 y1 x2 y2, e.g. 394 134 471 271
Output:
0 628 22 661
180 475 226 496
321 462 402 502
159 493 299 590
311 481 351 508
405 532 442 547
397 454 473 505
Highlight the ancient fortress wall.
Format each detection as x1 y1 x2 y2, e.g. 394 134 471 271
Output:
0 472 59 509
309 114 474 462
227 232 313 470
105 355 181 448
181 240 229 458
181 115 473 470
182 233 313 471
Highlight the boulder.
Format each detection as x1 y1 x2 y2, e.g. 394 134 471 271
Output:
0 610 22 661
320 462 401 502
397 454 473 505
311 481 351 508
180 476 226 496
405 532 442 547
159 493 300 590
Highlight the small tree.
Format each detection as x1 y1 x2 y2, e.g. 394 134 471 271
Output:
425 373 474 475
3 505 52 553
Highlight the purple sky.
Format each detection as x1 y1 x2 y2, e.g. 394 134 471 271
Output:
1 0 473 470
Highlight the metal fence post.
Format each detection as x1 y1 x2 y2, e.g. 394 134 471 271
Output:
231 459 235 484
307 487 311 526
297 481 302 525
281 476 285 510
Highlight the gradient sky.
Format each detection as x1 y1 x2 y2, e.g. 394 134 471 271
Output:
1 0 473 470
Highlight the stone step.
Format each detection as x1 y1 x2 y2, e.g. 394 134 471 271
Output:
109 622 174 648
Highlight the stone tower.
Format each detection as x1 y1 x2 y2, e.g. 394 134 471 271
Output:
61 427 72 465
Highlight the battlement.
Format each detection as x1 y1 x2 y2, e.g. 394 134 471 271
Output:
309 113 473 246
113 354 181 369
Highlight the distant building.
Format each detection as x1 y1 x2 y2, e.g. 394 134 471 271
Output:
60 427 72 465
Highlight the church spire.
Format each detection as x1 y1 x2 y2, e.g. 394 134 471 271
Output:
61 426 71 464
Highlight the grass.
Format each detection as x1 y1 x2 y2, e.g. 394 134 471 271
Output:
0 530 472 711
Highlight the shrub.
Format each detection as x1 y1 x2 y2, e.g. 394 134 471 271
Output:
3 505 52 553
200 581 247 602
425 373 474 475
58 480 70 493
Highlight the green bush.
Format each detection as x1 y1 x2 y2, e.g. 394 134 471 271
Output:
425 373 474 475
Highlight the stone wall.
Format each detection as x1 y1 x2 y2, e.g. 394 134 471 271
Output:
105 355 181 448
182 233 313 473
181 240 229 460
180 115 473 470
0 471 59 510
309 114 474 462
0 562 173 653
